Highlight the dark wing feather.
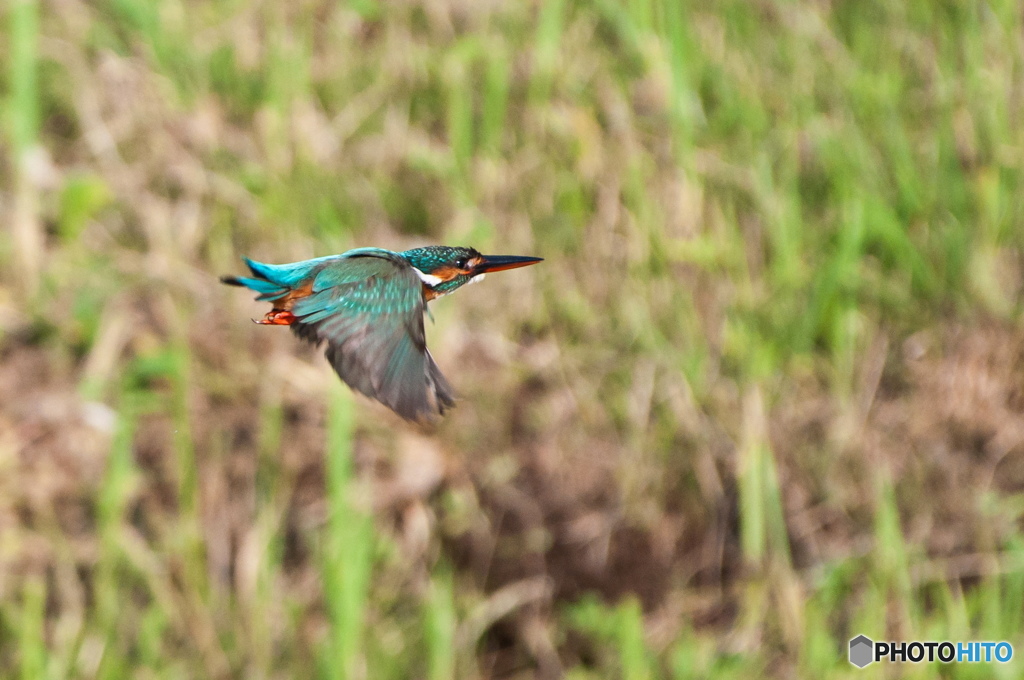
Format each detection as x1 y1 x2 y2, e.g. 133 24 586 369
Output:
289 255 455 420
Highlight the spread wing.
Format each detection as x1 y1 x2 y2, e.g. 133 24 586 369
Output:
289 254 455 421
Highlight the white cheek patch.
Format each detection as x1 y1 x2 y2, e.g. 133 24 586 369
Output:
468 273 486 285
413 267 444 286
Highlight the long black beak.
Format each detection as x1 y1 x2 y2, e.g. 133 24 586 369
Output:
474 254 544 274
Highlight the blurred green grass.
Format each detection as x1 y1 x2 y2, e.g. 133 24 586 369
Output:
2 0 1024 677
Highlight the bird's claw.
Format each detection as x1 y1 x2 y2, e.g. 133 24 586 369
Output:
254 310 296 325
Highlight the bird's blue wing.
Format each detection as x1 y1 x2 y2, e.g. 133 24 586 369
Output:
290 254 455 420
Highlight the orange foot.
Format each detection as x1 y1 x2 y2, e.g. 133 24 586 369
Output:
254 309 296 325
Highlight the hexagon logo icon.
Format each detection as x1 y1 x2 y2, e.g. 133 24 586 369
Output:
849 635 874 668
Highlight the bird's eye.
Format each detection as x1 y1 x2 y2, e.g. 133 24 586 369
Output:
456 257 469 269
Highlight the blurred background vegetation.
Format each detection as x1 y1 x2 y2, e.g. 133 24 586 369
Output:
2 0 1024 677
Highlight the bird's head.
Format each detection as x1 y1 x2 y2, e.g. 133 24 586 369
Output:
401 246 543 299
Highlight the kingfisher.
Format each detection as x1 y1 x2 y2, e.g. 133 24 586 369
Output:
222 246 542 421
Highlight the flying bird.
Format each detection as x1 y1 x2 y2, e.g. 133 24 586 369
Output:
222 246 542 421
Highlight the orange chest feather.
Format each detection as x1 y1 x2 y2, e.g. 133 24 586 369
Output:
421 265 462 301
277 282 314 310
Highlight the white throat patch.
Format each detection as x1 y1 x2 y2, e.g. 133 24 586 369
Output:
412 267 444 286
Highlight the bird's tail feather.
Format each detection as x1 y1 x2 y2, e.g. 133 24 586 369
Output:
244 258 278 281
219 275 289 301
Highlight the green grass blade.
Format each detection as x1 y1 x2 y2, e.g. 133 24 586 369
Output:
18 577 46 680
319 387 373 680
424 571 457 680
